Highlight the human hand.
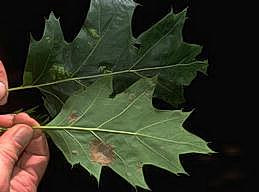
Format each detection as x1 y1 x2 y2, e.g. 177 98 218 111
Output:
0 113 49 192
0 60 8 105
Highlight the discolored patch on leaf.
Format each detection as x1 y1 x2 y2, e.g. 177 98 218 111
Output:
71 150 79 155
136 161 143 173
128 93 136 101
68 111 80 123
90 139 115 165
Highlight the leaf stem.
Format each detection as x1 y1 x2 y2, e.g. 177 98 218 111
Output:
0 125 202 147
35 125 201 146
0 127 7 133
0 125 136 136
35 125 138 136
7 62 201 92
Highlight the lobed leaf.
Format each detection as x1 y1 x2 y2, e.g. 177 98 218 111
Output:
19 0 212 188
23 0 207 115
46 77 212 189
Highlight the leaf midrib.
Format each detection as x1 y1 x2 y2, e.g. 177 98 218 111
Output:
38 124 202 148
9 62 200 92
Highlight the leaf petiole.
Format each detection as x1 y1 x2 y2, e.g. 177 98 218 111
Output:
7 63 199 92
0 127 7 133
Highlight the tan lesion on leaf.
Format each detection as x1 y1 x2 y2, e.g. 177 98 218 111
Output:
68 111 80 123
128 93 136 101
71 150 79 155
136 161 143 173
90 139 115 165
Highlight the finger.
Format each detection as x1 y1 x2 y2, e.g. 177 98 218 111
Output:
13 112 42 138
0 113 39 128
0 124 33 190
12 132 49 186
0 60 8 105
0 114 15 127
13 113 40 127
12 112 49 184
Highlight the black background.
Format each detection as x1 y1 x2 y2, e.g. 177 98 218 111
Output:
0 0 247 192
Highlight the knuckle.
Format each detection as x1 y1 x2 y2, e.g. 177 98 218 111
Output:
16 112 30 118
13 123 31 130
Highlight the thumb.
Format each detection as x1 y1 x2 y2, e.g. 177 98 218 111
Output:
0 60 8 105
0 124 33 190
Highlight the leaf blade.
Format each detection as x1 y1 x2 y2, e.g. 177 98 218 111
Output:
45 77 212 188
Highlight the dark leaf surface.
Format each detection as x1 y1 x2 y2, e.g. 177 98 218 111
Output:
23 0 206 114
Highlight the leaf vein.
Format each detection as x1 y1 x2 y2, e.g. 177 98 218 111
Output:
64 129 90 162
129 13 184 70
71 15 115 76
136 136 179 170
97 92 146 128
70 86 102 126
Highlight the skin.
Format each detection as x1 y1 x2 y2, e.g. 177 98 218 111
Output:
0 60 49 192
0 60 8 105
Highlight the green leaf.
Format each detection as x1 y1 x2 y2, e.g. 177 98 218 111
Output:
112 9 207 107
153 60 208 108
16 0 213 188
24 0 136 116
23 0 207 115
45 76 212 189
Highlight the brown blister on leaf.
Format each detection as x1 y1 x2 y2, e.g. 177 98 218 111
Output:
90 139 115 165
128 93 136 102
136 161 143 173
71 150 79 155
68 111 80 123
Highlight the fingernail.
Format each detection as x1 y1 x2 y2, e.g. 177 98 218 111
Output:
13 126 33 147
0 81 7 100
